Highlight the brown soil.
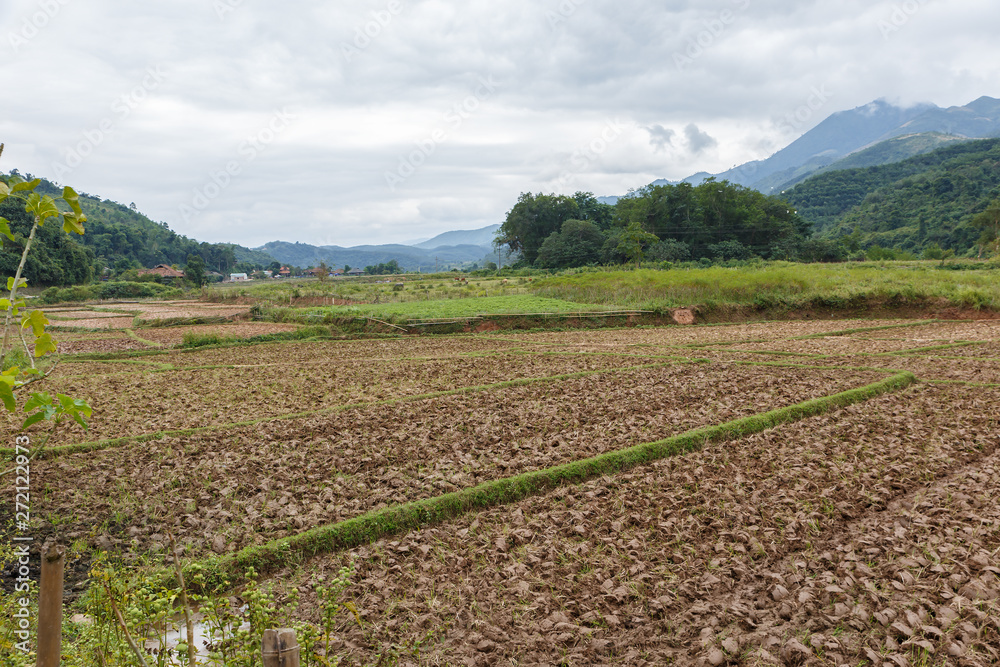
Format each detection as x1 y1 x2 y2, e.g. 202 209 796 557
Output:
276 383 1000 665
31 363 882 559
17 319 1000 663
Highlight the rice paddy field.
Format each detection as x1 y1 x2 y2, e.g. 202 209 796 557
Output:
3 315 1000 665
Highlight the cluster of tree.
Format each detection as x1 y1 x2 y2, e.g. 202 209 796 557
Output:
783 138 1000 256
496 182 812 270
363 259 403 275
0 194 94 286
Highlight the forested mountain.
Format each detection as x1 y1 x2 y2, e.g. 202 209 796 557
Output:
0 172 275 283
677 96 1000 194
783 138 1000 254
772 132 971 192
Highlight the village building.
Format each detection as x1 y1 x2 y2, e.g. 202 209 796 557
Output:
137 264 185 281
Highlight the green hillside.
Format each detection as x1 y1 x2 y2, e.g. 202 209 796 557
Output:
1 172 276 284
783 138 1000 254
773 132 971 193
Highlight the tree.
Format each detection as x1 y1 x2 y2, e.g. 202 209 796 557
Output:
616 221 659 268
972 199 1000 256
535 219 606 269
646 238 691 262
495 192 580 266
0 146 92 445
185 254 206 287
316 260 330 282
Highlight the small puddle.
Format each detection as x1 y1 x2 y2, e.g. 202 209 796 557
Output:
143 610 247 662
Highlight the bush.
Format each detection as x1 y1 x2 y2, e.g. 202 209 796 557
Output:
41 281 183 304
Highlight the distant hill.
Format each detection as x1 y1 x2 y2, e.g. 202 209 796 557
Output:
255 240 493 272
255 224 503 271
783 137 1000 253
412 224 500 250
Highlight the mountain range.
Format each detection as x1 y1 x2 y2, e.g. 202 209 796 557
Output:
254 224 504 271
598 95 1000 206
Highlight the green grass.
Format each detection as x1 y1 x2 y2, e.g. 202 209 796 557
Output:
531 262 1000 312
303 295 618 322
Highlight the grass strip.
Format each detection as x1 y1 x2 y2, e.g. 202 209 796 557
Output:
182 370 916 590
124 329 163 348
0 361 690 460
872 341 985 356
790 320 938 339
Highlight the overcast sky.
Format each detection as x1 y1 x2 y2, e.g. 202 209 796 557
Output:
2 0 998 248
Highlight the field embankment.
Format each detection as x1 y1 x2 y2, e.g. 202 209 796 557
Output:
531 262 1000 321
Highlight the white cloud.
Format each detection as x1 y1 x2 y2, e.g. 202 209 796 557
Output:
2 0 1000 247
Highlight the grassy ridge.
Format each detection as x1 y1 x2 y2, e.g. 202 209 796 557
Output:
300 295 617 322
185 370 916 590
531 263 1000 312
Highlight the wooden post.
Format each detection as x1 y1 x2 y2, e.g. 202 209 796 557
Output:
36 544 64 667
262 628 300 667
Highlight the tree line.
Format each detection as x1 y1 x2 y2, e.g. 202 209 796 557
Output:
495 180 829 270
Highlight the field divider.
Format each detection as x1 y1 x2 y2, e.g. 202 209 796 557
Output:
790 320 939 340
179 370 917 591
0 360 705 460
871 341 985 357
124 329 164 348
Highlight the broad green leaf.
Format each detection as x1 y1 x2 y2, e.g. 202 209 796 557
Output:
36 195 60 222
7 277 27 291
23 309 49 337
62 212 86 235
21 411 47 430
0 217 13 241
62 186 83 216
10 178 40 193
0 299 10 312
23 391 52 412
33 332 57 357
0 384 14 412
0 181 9 197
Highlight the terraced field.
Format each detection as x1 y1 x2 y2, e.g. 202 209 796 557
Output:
8 318 1000 665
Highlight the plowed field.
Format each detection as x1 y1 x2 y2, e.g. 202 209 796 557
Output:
16 318 1000 665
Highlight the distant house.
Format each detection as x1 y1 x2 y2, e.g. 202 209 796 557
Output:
138 264 185 281
278 266 291 277
347 267 365 276
230 273 249 281
332 269 344 277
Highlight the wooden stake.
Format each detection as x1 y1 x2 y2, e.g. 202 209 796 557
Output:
36 544 64 667
262 628 300 667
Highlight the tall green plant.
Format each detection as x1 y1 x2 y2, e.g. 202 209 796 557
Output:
0 145 91 440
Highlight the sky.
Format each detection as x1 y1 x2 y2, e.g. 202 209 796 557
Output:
2 0 999 249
